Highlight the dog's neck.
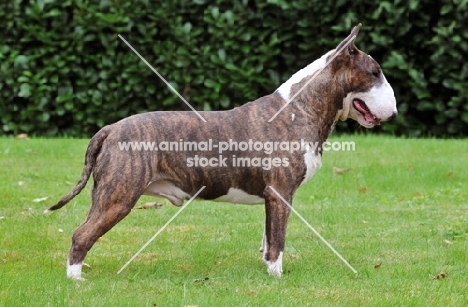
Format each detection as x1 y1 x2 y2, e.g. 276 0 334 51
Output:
275 50 349 146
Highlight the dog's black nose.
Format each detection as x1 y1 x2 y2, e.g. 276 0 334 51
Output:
389 111 398 120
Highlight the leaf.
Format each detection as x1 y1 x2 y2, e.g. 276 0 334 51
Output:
447 172 455 178
333 167 353 174
219 96 230 108
44 8 61 17
193 277 209 283
240 32 251 41
182 22 192 34
358 187 368 194
16 133 29 139
225 62 237 70
211 6 219 19
204 79 217 88
41 112 50 122
431 271 448 279
136 202 163 209
83 263 92 270
14 55 28 68
441 4 452 15
218 48 226 61
374 262 382 269
18 83 31 97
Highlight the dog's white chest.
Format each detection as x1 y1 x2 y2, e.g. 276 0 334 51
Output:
300 149 322 186
214 188 264 205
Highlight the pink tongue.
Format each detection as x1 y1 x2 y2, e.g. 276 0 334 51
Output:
365 113 380 125
354 100 380 125
364 113 374 122
354 100 368 114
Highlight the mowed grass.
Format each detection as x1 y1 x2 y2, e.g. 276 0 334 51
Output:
0 135 467 306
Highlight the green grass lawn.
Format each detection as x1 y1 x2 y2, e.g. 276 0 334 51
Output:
1 135 467 306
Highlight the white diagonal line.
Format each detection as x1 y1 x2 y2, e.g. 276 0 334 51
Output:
118 34 207 123
268 35 357 123
117 186 206 274
267 186 358 274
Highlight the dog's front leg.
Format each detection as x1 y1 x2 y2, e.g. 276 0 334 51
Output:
262 187 292 277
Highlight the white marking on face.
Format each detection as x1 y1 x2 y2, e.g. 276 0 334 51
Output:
264 251 283 277
300 146 322 186
214 188 264 205
67 260 85 281
144 180 190 206
344 72 397 128
291 113 295 121
277 50 335 101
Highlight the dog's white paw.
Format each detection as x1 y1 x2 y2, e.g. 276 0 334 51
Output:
67 260 85 281
267 264 282 278
264 252 283 278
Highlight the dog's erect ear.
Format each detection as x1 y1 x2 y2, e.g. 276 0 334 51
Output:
335 23 361 56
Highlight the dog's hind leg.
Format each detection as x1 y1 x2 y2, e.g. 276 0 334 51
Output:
66 181 141 280
262 187 292 277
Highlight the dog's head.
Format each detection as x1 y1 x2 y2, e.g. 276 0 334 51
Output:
331 24 397 128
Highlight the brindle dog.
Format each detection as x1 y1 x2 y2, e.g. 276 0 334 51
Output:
45 24 397 280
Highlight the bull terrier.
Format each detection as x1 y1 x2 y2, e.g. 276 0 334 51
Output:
45 24 397 280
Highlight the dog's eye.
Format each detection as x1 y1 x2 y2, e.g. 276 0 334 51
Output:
372 70 380 78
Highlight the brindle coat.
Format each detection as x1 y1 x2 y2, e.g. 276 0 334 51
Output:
46 24 396 279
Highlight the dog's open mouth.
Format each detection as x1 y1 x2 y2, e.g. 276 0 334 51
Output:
353 99 381 125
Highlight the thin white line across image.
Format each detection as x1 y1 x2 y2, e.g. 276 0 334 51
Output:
267 186 358 274
117 186 206 274
267 35 357 122
118 34 207 122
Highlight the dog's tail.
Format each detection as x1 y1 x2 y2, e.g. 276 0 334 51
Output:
43 127 111 215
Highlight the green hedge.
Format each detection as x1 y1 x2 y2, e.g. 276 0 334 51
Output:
2 0 468 137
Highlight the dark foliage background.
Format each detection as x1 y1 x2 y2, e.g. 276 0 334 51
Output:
1 0 467 137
